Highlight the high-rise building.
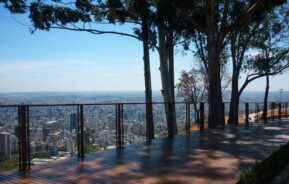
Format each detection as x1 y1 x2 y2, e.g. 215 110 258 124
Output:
0 132 11 158
36 128 44 140
69 113 77 131
14 125 19 138
64 137 72 152
84 128 91 145
43 127 50 141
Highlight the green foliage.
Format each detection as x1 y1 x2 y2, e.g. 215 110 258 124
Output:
0 0 26 14
0 156 19 172
244 3 289 76
83 144 102 154
238 168 257 184
270 102 278 109
90 145 102 152
84 143 89 154
238 142 289 184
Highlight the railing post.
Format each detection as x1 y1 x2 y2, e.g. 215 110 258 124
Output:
271 103 274 117
121 104 124 147
77 106 80 158
278 103 282 120
285 102 288 117
263 102 267 122
186 102 191 133
27 106 30 170
77 105 84 160
200 103 204 133
256 103 259 122
146 103 152 142
17 107 21 171
18 106 30 171
167 102 174 138
116 104 124 149
245 103 249 127
221 102 225 127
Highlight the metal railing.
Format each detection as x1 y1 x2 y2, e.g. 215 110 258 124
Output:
0 101 288 171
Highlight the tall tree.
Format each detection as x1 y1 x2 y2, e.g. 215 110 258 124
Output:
246 12 289 121
176 0 286 127
1 0 183 137
1 0 158 139
250 47 289 122
154 0 180 136
134 0 155 139
228 2 289 124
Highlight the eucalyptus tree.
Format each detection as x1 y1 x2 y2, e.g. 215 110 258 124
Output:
249 48 289 122
1 0 183 137
122 0 187 136
153 0 187 135
245 10 289 121
1 0 157 139
227 9 264 125
127 0 156 139
175 0 286 127
227 2 289 124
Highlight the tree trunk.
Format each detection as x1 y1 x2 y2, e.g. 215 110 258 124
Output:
137 0 154 140
195 109 200 125
167 29 177 134
206 1 224 127
228 68 240 125
208 46 223 128
157 24 177 137
142 20 154 140
262 74 270 122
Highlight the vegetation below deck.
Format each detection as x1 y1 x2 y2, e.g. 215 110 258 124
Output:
238 142 289 184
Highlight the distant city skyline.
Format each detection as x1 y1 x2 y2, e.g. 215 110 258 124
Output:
1 7 289 93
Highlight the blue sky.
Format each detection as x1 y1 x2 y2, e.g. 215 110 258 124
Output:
0 7 288 93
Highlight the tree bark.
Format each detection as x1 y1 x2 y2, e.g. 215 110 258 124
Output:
157 24 177 137
206 1 224 128
137 0 154 140
142 17 154 140
262 74 270 122
167 29 177 134
228 67 240 125
207 46 223 128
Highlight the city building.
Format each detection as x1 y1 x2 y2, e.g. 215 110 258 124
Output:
0 132 11 159
69 113 77 131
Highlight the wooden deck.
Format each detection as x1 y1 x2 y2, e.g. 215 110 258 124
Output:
1 118 289 184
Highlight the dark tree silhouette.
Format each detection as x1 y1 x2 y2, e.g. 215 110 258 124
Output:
175 0 286 127
228 2 289 124
1 0 157 138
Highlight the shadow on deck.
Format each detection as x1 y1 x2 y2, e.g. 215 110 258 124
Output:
1 118 289 184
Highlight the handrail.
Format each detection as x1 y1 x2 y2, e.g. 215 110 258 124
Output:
0 101 288 108
0 101 288 172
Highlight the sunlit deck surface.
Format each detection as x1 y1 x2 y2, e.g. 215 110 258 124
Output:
1 119 289 184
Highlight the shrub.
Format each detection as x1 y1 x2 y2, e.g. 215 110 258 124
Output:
237 142 289 184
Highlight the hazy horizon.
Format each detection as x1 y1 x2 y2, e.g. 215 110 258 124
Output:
0 90 288 93
0 91 288 105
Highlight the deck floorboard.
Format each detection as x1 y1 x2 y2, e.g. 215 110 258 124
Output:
1 118 289 184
